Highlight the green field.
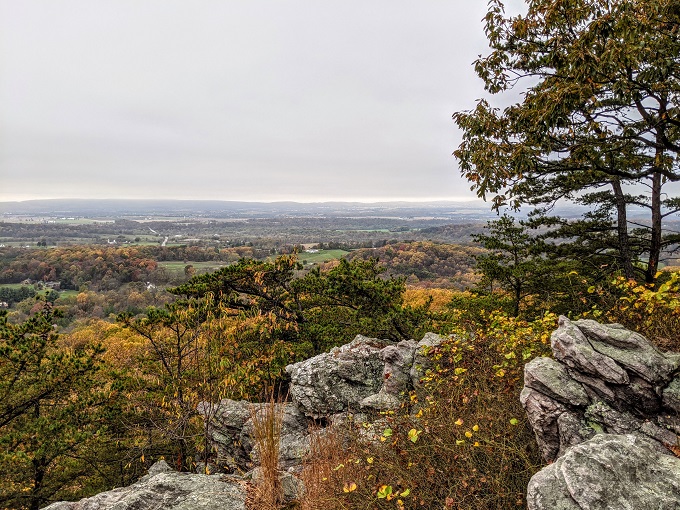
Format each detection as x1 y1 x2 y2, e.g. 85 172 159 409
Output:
300 249 349 264
158 260 230 275
0 283 78 301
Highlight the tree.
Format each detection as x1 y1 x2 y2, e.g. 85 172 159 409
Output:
118 255 431 470
118 299 224 471
0 305 110 510
473 215 555 316
454 0 680 283
171 255 427 353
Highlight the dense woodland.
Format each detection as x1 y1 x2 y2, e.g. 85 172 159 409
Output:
3 1 680 509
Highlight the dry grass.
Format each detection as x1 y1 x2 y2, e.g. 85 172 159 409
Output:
249 398 285 510
298 425 355 510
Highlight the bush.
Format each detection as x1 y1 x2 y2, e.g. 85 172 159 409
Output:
582 271 680 352
298 312 555 509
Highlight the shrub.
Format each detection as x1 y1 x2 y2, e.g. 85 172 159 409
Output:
297 312 554 509
581 271 680 351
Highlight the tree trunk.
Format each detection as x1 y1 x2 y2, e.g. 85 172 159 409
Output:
513 282 521 317
646 159 663 284
611 179 635 279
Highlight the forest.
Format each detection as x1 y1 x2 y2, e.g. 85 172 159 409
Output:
3 0 680 509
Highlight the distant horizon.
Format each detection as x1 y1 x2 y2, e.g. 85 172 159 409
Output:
0 196 484 205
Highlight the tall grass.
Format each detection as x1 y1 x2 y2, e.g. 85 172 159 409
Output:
298 425 354 510
249 397 285 510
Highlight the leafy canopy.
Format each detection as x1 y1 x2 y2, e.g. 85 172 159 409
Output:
170 255 427 353
454 0 680 283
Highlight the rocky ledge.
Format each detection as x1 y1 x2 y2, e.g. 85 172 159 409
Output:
523 317 680 509
522 317 680 461
43 460 246 510
43 332 447 509
199 332 447 472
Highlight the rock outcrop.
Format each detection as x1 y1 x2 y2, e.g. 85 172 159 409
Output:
45 332 449 509
527 434 680 510
200 332 447 471
523 317 680 510
521 316 680 462
44 461 246 510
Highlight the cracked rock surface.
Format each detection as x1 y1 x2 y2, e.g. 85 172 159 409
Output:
527 434 680 510
200 333 449 472
524 318 680 510
43 461 246 510
522 317 680 462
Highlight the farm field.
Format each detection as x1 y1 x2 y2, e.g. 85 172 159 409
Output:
157 260 230 276
300 249 349 264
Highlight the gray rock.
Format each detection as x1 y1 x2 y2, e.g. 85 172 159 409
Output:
380 339 418 395
147 459 172 476
249 467 300 503
527 434 680 510
360 390 402 411
520 387 569 461
286 335 392 418
551 317 628 384
523 318 680 462
584 401 642 434
574 319 680 384
663 376 680 413
524 357 589 406
43 470 246 510
197 399 261 471
556 413 595 457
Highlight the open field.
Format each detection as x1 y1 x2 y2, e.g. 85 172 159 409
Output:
300 249 349 264
157 260 230 276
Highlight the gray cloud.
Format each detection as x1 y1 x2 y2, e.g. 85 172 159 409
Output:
0 0 492 201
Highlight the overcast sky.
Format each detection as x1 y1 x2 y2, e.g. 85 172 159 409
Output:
1 1 501 202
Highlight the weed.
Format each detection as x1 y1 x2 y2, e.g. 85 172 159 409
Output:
249 395 285 510
298 424 355 510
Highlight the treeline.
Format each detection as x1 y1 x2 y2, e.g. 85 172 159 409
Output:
0 285 36 305
346 241 482 289
0 245 267 290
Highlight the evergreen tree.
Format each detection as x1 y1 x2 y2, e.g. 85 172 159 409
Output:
454 0 680 283
0 305 110 510
473 215 558 316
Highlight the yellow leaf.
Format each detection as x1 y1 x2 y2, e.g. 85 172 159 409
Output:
472 424 479 432
343 482 357 493
454 418 463 426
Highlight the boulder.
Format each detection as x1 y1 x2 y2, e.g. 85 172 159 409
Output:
198 332 454 473
285 335 391 418
527 434 680 510
198 400 312 471
43 461 246 510
410 332 447 387
522 316 680 462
